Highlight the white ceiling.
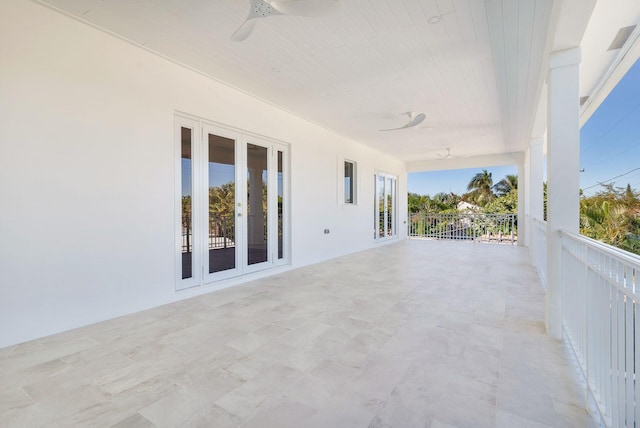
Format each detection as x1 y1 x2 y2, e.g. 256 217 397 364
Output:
34 0 601 163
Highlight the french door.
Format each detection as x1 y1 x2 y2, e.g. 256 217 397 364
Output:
176 116 288 290
374 172 397 240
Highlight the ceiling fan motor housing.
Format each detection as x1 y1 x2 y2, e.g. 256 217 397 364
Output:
253 1 274 16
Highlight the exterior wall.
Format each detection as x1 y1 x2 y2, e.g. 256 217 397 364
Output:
0 1 407 347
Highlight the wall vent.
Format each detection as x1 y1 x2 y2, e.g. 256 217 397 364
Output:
608 25 637 51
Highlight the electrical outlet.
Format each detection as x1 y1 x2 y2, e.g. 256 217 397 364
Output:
324 229 330 234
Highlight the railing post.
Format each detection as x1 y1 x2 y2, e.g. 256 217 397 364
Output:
223 217 227 249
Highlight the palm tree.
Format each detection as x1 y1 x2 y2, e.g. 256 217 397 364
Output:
579 183 640 254
209 182 235 216
433 192 460 211
467 170 494 206
494 174 518 197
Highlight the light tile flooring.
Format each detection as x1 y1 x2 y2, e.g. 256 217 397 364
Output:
1 240 597 427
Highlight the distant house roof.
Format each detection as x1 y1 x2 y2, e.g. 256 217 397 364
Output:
457 201 480 212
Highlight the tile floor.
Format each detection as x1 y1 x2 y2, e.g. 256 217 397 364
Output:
0 240 597 427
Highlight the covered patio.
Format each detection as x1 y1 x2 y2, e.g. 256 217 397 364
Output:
4 0 640 426
1 240 594 427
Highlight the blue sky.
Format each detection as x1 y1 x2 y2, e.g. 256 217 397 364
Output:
408 165 518 196
580 59 640 195
409 58 640 197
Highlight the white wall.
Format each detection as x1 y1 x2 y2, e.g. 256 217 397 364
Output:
0 0 407 348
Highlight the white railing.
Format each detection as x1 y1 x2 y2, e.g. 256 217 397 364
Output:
408 213 517 244
561 230 640 428
532 218 547 289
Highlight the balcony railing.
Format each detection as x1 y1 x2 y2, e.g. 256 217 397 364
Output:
182 215 237 252
561 230 640 428
182 214 281 253
408 212 517 244
208 215 236 250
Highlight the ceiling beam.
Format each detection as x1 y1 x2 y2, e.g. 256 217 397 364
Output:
406 152 525 173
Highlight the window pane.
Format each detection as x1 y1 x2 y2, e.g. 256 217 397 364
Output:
387 177 394 236
278 151 284 260
378 175 385 238
344 161 354 204
208 134 236 273
181 127 193 279
247 144 268 265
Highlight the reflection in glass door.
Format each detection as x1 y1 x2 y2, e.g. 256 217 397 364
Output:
246 143 268 266
386 176 394 236
181 127 194 280
377 175 385 238
375 173 397 239
207 133 237 275
277 149 285 261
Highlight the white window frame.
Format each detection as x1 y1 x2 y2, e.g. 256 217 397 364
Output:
175 116 202 290
338 157 358 205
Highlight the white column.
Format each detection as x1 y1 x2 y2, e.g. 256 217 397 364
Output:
528 138 544 265
523 150 531 247
517 163 525 246
546 48 581 338
529 138 544 222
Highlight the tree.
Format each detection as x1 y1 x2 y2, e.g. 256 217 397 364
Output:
182 195 192 252
408 192 432 213
433 192 460 211
484 191 518 214
209 182 235 217
579 183 640 254
466 170 494 206
493 174 518 197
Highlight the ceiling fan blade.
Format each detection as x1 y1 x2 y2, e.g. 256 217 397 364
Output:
379 124 412 131
230 17 258 42
380 111 426 131
410 113 426 126
271 0 342 17
437 148 453 159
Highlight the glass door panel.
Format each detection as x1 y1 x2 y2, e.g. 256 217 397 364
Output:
207 133 236 274
277 150 284 261
378 175 385 238
386 176 394 236
181 127 193 280
247 143 268 266
375 173 397 240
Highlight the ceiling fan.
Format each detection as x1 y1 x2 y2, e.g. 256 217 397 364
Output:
437 148 454 159
231 0 342 42
379 112 426 131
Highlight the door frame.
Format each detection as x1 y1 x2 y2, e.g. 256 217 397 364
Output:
374 171 397 241
175 113 290 290
202 123 242 283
